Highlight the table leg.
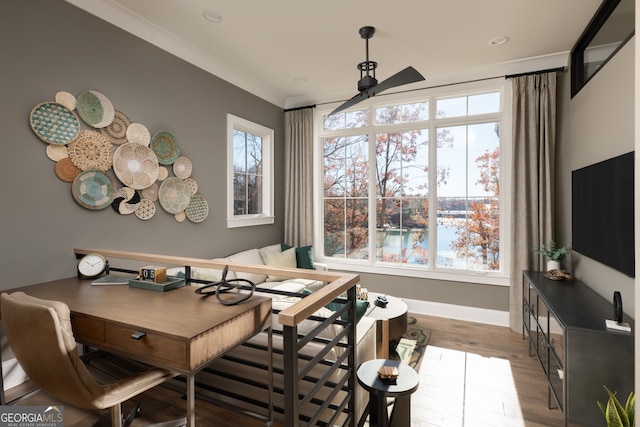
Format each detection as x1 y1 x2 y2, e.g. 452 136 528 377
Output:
186 373 195 426
377 319 390 359
389 395 411 427
369 393 389 427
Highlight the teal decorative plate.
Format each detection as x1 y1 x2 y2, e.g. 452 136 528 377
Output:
71 170 116 210
29 102 80 145
76 90 115 128
185 194 209 223
151 130 180 165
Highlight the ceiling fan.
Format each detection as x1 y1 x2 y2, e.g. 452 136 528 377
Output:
329 26 425 116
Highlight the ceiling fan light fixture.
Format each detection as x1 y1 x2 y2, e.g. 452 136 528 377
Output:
328 26 425 116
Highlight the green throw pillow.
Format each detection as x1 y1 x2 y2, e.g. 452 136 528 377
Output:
281 243 315 270
301 289 369 323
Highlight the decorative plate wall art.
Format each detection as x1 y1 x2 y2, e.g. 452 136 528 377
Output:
29 89 208 223
30 103 80 145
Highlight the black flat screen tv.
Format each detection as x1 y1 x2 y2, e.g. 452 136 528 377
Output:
571 151 635 277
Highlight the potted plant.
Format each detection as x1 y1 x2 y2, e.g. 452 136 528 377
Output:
534 240 570 271
597 385 635 427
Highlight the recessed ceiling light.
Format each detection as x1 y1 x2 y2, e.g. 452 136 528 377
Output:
294 77 307 83
203 11 222 23
488 36 509 46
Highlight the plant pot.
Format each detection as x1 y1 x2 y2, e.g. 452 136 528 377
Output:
546 260 561 271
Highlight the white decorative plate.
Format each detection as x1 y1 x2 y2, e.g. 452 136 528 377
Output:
55 91 76 110
113 143 159 190
126 123 151 145
135 199 156 220
173 156 192 179
158 177 191 214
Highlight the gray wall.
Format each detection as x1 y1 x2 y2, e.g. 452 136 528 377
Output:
0 0 285 289
557 38 635 317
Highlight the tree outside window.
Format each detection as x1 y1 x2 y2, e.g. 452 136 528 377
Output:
227 114 273 228
319 89 504 275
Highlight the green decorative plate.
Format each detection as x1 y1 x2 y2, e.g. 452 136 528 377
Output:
185 194 209 223
29 102 80 145
151 130 180 165
71 170 116 210
76 90 115 128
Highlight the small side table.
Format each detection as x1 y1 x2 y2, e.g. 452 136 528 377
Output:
364 293 408 358
357 359 419 427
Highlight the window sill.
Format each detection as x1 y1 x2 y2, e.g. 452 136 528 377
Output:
322 260 510 287
227 215 275 228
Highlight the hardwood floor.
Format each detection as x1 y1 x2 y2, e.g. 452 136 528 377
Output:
6 314 575 426
409 314 568 427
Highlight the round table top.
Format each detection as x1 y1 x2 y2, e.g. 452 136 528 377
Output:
364 292 408 321
357 359 419 397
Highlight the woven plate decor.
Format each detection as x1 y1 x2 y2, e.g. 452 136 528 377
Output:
111 188 141 215
158 177 191 214
46 144 68 162
68 130 114 172
157 166 169 181
113 143 159 190
151 130 180 165
185 178 198 196
185 194 209 223
54 157 81 182
55 91 76 110
135 199 156 220
76 90 115 128
100 110 131 145
71 170 116 210
174 211 186 223
30 102 80 145
173 156 192 179
141 182 159 201
126 123 151 145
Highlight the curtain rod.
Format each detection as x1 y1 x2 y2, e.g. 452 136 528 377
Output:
505 66 565 79
283 105 316 113
305 66 566 108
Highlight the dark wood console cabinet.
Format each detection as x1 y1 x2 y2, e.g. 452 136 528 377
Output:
522 271 634 426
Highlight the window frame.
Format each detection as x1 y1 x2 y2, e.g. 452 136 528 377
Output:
570 0 634 97
314 80 512 286
226 113 274 228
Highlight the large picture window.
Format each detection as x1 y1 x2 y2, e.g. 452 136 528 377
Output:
227 114 274 228
318 83 509 283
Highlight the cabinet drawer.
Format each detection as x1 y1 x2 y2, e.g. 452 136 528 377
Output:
105 323 187 367
72 315 105 342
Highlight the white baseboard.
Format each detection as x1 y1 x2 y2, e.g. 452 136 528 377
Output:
2 358 28 391
404 298 510 327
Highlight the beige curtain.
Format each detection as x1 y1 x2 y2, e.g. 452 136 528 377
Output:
284 107 314 247
509 73 557 332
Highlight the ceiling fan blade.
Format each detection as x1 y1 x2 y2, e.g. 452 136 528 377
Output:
329 66 425 116
370 66 425 96
328 91 369 116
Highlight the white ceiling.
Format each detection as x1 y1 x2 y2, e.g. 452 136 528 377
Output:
66 0 604 110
